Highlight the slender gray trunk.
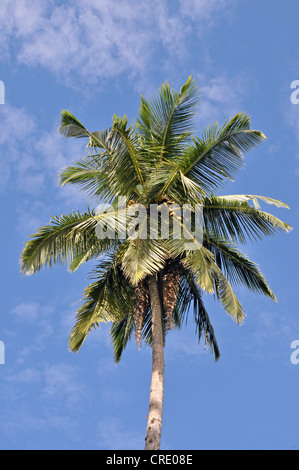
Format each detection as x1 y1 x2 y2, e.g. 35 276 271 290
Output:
144 275 165 450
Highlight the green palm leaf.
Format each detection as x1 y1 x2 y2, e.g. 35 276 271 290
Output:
217 194 290 210
203 196 291 244
154 113 266 198
204 234 277 300
119 238 169 286
69 256 133 353
182 113 266 189
109 114 145 190
20 209 112 275
183 246 245 323
60 156 113 202
136 76 199 164
59 110 90 139
174 263 220 360
110 313 136 363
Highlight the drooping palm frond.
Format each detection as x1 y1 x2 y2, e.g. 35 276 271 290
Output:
60 156 113 202
20 209 114 275
110 313 136 363
110 278 154 362
204 234 277 300
69 256 133 354
118 238 169 286
133 279 150 349
203 196 292 244
111 263 181 358
161 260 181 330
216 194 290 210
183 246 245 324
171 262 220 360
113 259 220 361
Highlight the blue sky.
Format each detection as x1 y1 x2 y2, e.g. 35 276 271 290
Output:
0 0 298 450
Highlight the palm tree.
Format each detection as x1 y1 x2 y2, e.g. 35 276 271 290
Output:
20 77 291 450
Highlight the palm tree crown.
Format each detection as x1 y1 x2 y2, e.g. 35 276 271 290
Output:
20 77 291 449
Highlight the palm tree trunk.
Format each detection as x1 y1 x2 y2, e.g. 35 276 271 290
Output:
145 275 165 450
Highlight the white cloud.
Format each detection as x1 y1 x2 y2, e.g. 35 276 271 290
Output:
165 329 208 360
0 105 36 191
12 301 54 323
0 0 236 87
180 0 233 20
42 363 87 406
6 367 42 384
1 361 89 443
195 73 249 126
254 310 298 344
11 302 55 362
241 307 299 363
97 357 119 377
14 0 163 86
97 418 144 450
5 362 87 404
16 200 50 237
0 104 87 210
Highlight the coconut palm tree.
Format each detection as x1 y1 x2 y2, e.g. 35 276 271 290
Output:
20 77 291 450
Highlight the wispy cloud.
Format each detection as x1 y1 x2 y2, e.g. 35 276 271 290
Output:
11 302 55 362
1 361 89 447
179 0 235 23
42 363 88 408
12 301 54 323
97 418 144 450
0 104 87 213
0 0 236 88
194 72 250 127
241 307 299 363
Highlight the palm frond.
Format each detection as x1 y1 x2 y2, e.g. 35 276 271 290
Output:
69 257 133 353
183 246 245 323
136 76 199 164
203 196 292 244
60 156 114 202
20 209 112 275
158 112 266 196
110 313 136 363
217 194 290 210
172 263 220 360
204 234 277 301
109 114 145 190
119 238 169 286
59 110 90 139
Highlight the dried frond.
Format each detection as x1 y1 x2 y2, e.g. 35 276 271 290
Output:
133 279 150 348
161 261 181 331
